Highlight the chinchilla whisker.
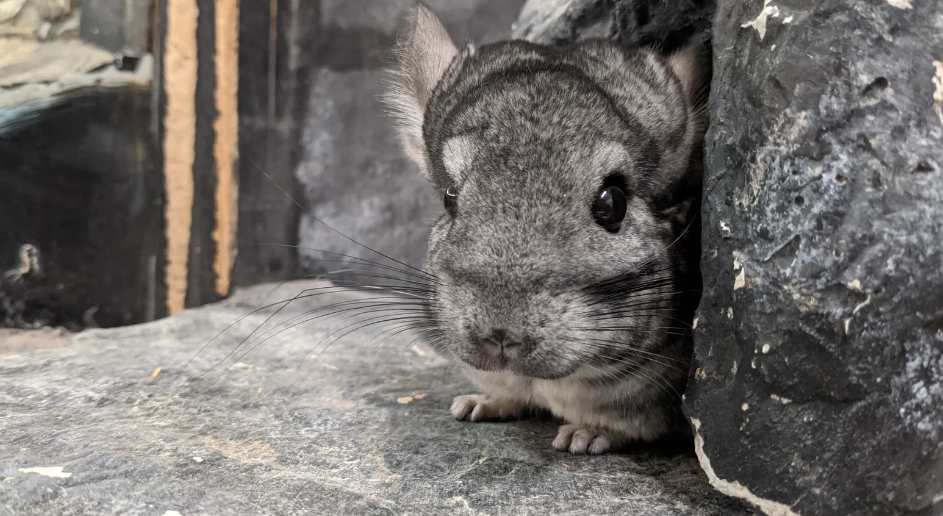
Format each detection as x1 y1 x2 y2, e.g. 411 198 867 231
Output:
232 282 430 340
325 271 438 293
209 289 421 347
580 303 681 315
586 288 681 303
367 322 438 350
575 323 694 331
582 305 679 318
576 346 685 372
586 277 676 299
401 331 440 354
594 298 698 314
440 348 461 383
366 322 415 347
547 345 673 385
583 351 685 375
575 328 693 338
246 298 430 345
575 360 623 383
600 287 700 305
233 302 431 361
327 282 434 300
281 313 434 363
298 315 434 368
580 338 690 365
594 278 681 301
635 366 687 403
265 252 439 284
202 299 430 377
180 283 393 379
588 266 677 290
586 311 694 325
225 311 430 377
632 365 685 403
586 310 680 321
584 354 683 402
631 209 701 275
579 304 680 318
247 158 431 279
584 275 683 306
323 275 437 293
583 351 688 375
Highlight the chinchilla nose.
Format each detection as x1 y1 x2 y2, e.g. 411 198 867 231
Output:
475 328 528 358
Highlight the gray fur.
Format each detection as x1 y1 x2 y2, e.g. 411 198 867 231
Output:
386 2 708 454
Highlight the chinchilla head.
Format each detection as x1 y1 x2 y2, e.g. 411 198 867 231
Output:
384 3 707 380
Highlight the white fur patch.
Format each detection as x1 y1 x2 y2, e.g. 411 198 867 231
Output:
442 136 477 180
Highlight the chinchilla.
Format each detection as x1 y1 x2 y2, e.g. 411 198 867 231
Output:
382 2 708 454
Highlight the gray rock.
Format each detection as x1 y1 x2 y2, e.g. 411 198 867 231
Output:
687 1 943 515
0 280 751 515
512 0 715 53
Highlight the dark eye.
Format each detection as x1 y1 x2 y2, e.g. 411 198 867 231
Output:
444 184 459 215
592 186 627 233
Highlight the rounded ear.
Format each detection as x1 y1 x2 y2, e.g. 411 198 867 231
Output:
667 38 710 107
385 2 458 182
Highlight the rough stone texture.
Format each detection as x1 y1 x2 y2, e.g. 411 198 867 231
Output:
512 0 715 53
0 281 752 516
296 0 526 281
687 1 943 516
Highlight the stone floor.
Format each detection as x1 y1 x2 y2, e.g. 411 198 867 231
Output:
0 280 752 515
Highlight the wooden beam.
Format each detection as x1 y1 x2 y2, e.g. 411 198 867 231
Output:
162 0 198 315
213 0 239 298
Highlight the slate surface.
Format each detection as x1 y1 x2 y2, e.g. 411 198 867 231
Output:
0 280 750 516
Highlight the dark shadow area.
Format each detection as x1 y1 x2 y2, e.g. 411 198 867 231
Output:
0 86 165 329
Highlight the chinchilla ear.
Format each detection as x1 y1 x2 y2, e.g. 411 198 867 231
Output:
666 37 710 107
386 2 458 181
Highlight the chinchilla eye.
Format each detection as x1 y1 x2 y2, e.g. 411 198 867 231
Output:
592 186 627 233
444 184 459 215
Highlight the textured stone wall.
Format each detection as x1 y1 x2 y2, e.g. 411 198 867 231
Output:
687 1 942 515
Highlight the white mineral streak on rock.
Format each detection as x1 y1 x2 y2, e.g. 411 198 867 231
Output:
692 419 802 516
932 60 943 126
734 259 746 290
18 466 71 478
741 0 781 40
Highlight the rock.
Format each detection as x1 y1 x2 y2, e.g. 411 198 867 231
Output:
0 280 752 515
512 0 715 53
688 1 943 515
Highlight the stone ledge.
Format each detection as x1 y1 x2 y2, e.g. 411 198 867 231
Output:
0 280 750 515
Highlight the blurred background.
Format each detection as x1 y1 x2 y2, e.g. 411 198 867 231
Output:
0 0 526 330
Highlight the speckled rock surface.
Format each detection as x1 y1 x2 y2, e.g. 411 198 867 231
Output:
0 281 751 516
686 1 943 515
512 0 714 53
